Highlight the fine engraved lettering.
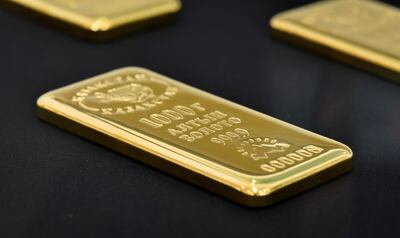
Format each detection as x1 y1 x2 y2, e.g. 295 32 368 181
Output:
139 102 245 143
210 128 250 145
72 73 178 115
177 117 242 142
260 145 324 173
139 102 205 128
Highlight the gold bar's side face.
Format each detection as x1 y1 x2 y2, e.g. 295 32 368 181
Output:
270 0 400 81
9 0 181 32
37 67 352 206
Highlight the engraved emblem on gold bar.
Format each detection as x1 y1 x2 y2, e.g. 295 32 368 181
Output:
5 0 181 39
270 0 400 82
37 67 353 206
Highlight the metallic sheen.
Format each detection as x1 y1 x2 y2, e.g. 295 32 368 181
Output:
270 0 400 82
8 0 181 39
37 67 353 206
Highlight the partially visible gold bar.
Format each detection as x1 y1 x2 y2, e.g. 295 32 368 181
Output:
37 67 353 207
3 0 181 40
270 0 400 82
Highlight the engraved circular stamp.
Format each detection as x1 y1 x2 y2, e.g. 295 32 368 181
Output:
72 72 178 115
236 137 291 161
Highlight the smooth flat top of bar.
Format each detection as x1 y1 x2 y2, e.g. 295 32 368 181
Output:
271 0 400 60
37 67 352 196
12 0 181 31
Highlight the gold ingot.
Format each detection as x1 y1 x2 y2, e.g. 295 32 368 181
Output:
37 67 353 207
270 0 400 82
5 0 181 40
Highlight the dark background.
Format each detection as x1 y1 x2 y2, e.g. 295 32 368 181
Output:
1 0 399 237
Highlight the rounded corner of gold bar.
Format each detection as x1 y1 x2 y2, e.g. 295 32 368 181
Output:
269 14 285 29
36 92 54 109
114 66 152 74
333 145 354 172
234 181 298 208
334 142 354 162
342 144 353 159
239 183 272 197
87 17 113 32
171 0 183 12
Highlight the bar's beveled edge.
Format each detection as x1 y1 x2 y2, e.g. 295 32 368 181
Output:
11 0 182 32
37 67 353 206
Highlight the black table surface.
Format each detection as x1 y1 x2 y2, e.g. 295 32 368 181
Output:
1 1 399 237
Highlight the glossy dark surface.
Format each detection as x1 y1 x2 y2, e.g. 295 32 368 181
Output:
0 0 399 237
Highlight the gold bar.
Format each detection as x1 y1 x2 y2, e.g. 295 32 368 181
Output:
37 67 353 207
270 0 400 82
4 0 181 40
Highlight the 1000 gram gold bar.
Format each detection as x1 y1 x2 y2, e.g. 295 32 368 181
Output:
271 0 400 82
37 67 353 207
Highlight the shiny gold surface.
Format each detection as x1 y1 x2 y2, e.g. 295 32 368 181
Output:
8 0 181 38
271 0 400 82
37 67 353 206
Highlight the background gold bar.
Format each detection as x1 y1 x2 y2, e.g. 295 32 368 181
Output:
4 0 181 40
270 0 400 82
37 67 353 207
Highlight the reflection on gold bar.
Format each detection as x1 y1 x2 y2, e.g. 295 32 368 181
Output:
5 0 181 40
270 0 400 82
37 67 353 207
